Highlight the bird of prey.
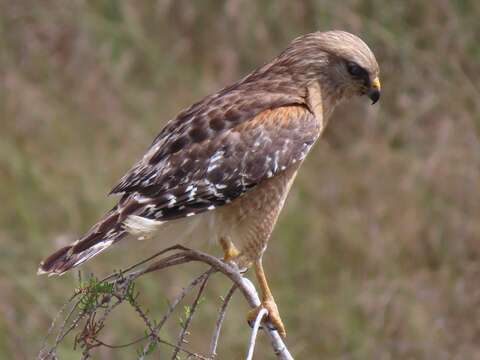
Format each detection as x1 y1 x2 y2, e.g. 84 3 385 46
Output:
39 30 380 337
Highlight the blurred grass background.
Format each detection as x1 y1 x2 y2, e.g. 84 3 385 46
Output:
1 0 480 358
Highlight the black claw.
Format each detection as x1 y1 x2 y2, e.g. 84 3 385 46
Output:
246 318 277 332
266 322 277 331
247 319 267 331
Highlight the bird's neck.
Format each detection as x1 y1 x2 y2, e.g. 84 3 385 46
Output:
318 79 348 119
304 80 344 135
241 59 347 120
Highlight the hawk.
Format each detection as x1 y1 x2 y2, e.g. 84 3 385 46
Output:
39 30 380 337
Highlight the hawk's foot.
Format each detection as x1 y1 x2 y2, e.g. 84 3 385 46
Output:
219 237 240 262
247 298 286 338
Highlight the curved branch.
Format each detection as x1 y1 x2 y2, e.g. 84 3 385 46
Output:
246 308 268 360
129 247 294 360
40 245 294 360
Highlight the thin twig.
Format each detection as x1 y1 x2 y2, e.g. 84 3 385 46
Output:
171 268 213 359
38 291 83 359
138 268 212 358
209 284 238 358
246 308 268 360
127 252 191 281
100 245 189 283
52 301 89 349
91 336 209 359
40 291 80 351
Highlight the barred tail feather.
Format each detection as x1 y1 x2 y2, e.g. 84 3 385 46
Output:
37 228 126 276
38 208 129 275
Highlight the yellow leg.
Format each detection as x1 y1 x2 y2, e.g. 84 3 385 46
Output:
247 258 286 338
219 237 240 262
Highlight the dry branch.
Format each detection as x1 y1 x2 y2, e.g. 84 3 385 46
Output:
209 284 237 358
38 245 294 360
246 308 268 360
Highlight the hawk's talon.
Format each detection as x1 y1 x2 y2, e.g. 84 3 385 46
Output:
220 237 240 262
246 319 277 332
246 299 286 338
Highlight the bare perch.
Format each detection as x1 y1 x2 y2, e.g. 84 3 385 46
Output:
246 308 269 360
130 246 295 359
39 245 294 359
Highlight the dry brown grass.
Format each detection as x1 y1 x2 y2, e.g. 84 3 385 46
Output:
1 1 480 359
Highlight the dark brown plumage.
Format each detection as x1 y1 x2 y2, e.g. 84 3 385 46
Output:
39 30 380 337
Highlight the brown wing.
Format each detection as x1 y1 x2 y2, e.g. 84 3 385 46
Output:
115 104 321 221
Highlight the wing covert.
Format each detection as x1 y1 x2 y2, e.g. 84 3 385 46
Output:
123 105 321 221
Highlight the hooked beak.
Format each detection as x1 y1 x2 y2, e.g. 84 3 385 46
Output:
368 77 381 105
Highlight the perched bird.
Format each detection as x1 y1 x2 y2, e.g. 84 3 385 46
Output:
39 30 380 337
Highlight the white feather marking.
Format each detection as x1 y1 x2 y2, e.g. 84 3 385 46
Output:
273 150 280 172
207 163 220 172
209 150 224 163
167 195 177 207
70 239 115 268
188 187 198 201
206 184 222 198
124 215 164 237
134 193 151 204
87 239 114 253
144 204 156 216
37 267 49 275
105 229 116 238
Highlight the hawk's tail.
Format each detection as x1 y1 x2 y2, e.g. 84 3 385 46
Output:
38 206 129 276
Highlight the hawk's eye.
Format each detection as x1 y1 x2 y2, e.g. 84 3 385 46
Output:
346 62 365 77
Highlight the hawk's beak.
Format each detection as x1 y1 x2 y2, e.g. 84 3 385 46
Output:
368 77 381 105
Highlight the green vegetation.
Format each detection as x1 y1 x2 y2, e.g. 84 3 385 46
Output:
2 1 480 358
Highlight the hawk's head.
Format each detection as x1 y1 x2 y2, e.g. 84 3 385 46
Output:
279 30 381 105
